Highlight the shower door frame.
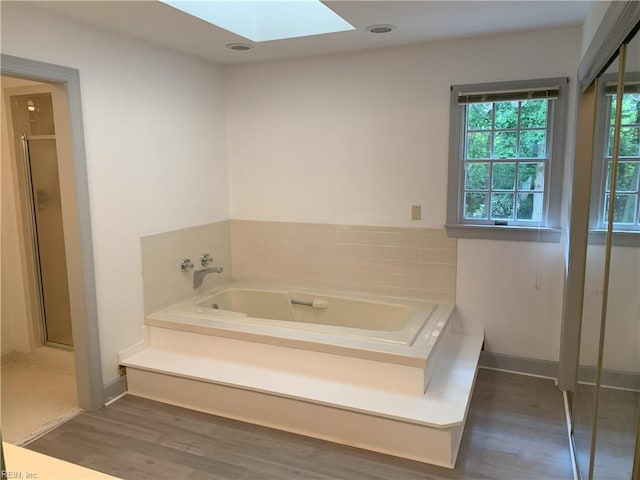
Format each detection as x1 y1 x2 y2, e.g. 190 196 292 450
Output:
7 85 74 350
1 54 104 411
20 132 60 349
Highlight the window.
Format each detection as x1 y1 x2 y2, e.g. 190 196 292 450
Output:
446 78 569 241
594 78 640 231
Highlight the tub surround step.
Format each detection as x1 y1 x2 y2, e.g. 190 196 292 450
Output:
124 335 481 427
122 330 480 428
135 324 442 395
122 327 483 468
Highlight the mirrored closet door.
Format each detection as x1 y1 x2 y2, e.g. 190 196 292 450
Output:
571 19 640 480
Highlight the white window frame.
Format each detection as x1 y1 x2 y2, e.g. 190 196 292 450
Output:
589 72 640 244
446 77 569 242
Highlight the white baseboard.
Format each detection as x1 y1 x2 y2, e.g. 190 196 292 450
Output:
479 351 558 380
103 376 127 405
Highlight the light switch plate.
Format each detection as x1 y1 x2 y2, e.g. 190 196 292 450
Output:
411 205 421 221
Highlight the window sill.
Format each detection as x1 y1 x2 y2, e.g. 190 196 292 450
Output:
587 230 640 247
445 224 562 242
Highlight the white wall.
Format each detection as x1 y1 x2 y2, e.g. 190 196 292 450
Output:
224 27 581 228
581 1 611 56
224 27 582 362
580 245 640 374
0 77 35 356
1 2 230 384
457 239 566 361
1 77 11 357
1 79 8 356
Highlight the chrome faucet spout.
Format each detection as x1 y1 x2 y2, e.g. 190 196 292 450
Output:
193 266 223 288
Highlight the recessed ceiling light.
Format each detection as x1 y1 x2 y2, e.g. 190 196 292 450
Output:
226 43 253 51
366 24 396 34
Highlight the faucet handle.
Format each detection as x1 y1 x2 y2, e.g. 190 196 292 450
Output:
201 253 213 267
180 259 194 272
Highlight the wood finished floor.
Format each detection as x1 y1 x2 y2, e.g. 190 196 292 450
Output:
573 383 639 479
26 369 573 480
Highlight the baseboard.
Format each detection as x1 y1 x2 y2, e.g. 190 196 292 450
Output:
577 365 640 391
103 375 127 404
482 352 640 391
479 351 558 379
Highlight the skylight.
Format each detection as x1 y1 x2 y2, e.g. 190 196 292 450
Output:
160 0 356 43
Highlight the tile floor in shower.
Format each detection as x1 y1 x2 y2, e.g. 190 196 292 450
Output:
1 360 81 445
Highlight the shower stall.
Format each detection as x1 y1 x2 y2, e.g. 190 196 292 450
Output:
9 90 73 349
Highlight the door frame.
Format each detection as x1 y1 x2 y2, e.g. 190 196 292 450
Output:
1 54 104 411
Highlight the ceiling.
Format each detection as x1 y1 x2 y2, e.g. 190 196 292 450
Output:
39 1 593 64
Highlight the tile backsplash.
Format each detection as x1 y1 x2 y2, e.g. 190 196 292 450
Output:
140 221 231 314
141 220 456 313
230 220 456 303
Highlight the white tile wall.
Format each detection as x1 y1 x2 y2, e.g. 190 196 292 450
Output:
230 220 456 303
140 220 456 313
140 222 232 313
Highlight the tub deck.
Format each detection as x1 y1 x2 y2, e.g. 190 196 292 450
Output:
121 282 483 468
121 326 482 428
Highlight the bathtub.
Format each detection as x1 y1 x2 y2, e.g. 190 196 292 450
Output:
127 282 477 468
145 282 453 368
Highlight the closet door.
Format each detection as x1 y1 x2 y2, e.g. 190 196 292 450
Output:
572 51 625 479
591 30 640 480
572 74 607 479
573 27 640 479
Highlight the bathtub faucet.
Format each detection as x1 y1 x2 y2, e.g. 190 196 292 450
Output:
193 266 223 288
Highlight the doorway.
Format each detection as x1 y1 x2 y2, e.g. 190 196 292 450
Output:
1 76 81 444
1 54 104 444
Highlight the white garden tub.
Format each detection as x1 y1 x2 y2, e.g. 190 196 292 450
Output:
126 282 478 468
146 282 453 368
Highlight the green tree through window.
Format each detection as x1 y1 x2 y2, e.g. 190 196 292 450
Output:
448 78 568 239
603 92 640 227
463 99 548 223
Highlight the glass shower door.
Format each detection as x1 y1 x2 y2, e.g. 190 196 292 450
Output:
26 137 73 347
12 92 73 348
